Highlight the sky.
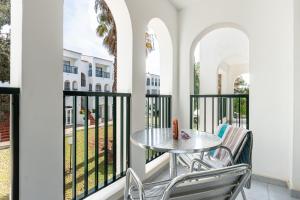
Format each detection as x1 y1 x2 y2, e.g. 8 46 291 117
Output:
64 0 160 75
64 0 112 60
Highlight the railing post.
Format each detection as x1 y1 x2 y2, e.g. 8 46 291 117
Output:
246 95 250 129
11 93 19 200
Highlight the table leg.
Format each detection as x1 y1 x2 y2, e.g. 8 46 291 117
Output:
170 153 177 178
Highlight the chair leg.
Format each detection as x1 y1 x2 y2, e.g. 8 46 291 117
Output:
241 188 247 200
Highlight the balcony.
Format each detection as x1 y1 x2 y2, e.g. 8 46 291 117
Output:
95 70 110 79
64 64 78 74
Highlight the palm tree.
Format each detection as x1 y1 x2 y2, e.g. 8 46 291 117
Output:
95 0 154 92
95 0 117 92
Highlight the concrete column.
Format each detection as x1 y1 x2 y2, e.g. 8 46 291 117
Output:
292 0 300 196
11 0 63 199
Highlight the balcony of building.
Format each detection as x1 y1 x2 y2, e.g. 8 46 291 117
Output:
1 0 300 200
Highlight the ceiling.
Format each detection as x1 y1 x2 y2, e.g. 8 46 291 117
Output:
168 0 199 10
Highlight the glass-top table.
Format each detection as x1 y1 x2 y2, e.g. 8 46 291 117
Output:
131 128 222 178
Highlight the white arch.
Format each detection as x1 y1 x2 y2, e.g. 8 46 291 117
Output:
147 18 173 95
104 0 133 93
190 23 249 94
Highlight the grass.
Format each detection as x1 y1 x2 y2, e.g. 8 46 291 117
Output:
64 126 114 200
0 148 10 200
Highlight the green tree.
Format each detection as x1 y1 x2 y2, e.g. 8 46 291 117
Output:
0 0 10 82
194 62 200 95
95 0 117 92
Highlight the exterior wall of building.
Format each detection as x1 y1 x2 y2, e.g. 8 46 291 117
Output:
145 73 160 94
178 0 294 185
63 49 114 125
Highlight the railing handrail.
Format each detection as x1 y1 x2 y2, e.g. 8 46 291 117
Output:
0 87 20 94
191 94 249 98
146 94 172 98
63 90 131 97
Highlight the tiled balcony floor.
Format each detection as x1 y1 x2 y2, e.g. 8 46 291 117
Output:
149 165 300 200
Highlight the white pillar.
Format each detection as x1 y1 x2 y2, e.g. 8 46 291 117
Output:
292 0 300 196
11 0 63 199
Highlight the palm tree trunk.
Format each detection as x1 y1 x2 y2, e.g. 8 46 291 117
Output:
112 54 117 92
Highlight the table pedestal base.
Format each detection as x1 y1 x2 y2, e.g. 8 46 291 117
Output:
170 153 177 178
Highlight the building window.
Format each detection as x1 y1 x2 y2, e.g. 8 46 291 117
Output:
158 79 160 86
64 81 71 91
147 78 150 86
72 81 78 90
64 60 70 65
88 63 92 77
81 73 86 87
104 84 110 92
151 78 154 86
89 84 92 91
147 90 150 94
155 79 157 86
96 84 101 92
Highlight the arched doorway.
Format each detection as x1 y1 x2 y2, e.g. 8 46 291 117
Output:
144 18 173 162
191 24 250 132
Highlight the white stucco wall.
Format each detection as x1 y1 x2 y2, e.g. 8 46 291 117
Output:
292 0 300 192
125 0 178 179
11 0 64 199
196 28 249 95
178 0 294 184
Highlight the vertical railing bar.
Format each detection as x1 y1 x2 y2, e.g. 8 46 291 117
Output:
238 97 241 127
217 97 220 126
63 95 66 199
204 97 207 132
147 97 149 129
162 97 165 128
168 96 172 128
104 96 108 186
120 97 124 175
11 93 19 200
190 96 193 129
84 96 88 196
212 97 215 133
196 97 199 130
95 96 99 190
112 96 117 181
126 96 131 168
229 97 232 125
155 96 158 128
246 96 250 129
72 96 77 199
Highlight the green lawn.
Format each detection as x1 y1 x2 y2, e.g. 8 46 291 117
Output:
64 126 114 200
0 148 10 200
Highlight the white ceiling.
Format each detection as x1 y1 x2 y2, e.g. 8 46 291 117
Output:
168 0 199 10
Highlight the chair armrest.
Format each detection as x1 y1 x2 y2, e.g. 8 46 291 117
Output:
125 168 145 200
190 158 213 172
217 146 235 166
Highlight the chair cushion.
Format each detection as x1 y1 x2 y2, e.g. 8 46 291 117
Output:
213 126 248 165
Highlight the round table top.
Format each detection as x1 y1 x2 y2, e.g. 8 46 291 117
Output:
131 128 222 154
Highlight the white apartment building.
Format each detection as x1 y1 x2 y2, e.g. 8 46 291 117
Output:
145 73 160 94
63 49 114 125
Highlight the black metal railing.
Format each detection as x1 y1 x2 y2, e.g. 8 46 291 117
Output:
145 94 171 163
190 94 249 133
63 91 131 200
64 64 78 74
95 70 110 79
0 87 20 200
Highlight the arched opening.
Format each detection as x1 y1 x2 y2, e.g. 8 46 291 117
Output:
64 80 71 91
104 84 109 92
193 26 249 95
191 24 250 131
72 81 78 90
80 73 86 87
96 84 101 92
144 18 173 162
